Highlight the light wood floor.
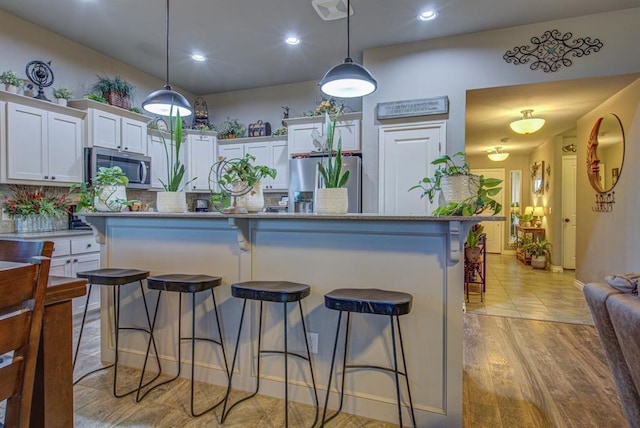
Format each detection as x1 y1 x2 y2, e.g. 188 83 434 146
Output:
3 255 624 427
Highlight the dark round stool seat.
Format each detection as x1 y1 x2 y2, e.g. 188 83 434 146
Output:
146 274 222 293
324 288 413 316
76 268 149 286
231 281 310 303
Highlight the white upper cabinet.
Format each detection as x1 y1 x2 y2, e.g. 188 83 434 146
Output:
147 132 169 189
285 112 361 156
186 133 216 192
69 99 148 155
5 100 83 185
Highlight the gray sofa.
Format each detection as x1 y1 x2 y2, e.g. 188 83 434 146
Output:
583 282 640 428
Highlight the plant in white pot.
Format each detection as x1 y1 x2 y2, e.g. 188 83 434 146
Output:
316 110 350 214
156 110 194 212
0 70 22 93
209 153 276 213
525 239 552 269
92 166 129 211
410 151 503 216
52 87 73 106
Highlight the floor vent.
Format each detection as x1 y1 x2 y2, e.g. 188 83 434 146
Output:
311 0 352 21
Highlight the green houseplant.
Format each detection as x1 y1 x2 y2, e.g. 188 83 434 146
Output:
156 110 193 212
209 153 276 213
316 109 350 214
71 166 129 212
53 87 73 106
465 224 485 263
216 117 246 139
2 185 70 232
91 74 135 109
1 70 22 93
525 239 552 269
409 151 502 216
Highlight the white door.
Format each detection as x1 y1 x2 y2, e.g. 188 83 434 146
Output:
91 109 120 150
378 121 446 214
47 112 83 183
245 142 271 187
288 122 323 155
562 155 577 269
148 133 168 189
270 141 289 190
187 135 215 191
7 103 47 181
121 118 147 154
217 144 245 162
471 168 505 254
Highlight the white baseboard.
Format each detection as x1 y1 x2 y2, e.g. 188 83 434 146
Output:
574 278 585 289
550 264 563 273
502 249 516 255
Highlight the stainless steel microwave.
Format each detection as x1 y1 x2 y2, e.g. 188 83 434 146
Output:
84 147 151 189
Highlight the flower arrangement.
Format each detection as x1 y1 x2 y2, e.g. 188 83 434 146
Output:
216 117 246 139
2 185 69 217
304 97 343 117
52 87 73 100
0 70 23 87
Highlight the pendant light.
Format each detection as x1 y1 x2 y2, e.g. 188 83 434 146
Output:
487 147 509 162
142 0 192 117
510 109 544 134
319 0 377 98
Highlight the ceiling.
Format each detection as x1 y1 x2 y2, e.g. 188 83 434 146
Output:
465 74 640 156
0 0 637 95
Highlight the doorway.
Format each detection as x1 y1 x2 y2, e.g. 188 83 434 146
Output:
562 155 577 269
471 168 505 253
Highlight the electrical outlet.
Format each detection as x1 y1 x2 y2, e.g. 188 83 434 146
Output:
306 332 318 354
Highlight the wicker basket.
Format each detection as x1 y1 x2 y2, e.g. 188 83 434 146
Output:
105 91 132 110
439 174 480 205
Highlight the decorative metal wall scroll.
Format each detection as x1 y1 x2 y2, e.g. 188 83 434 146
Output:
562 143 577 153
503 30 603 72
25 60 54 100
593 192 615 212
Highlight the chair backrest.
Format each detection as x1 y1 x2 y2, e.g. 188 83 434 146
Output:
0 239 54 263
0 254 51 427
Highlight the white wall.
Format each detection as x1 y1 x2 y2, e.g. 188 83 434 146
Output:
0 9 195 111
361 8 640 213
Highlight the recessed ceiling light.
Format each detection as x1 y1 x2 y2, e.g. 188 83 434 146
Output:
285 36 300 46
418 10 438 21
191 54 206 62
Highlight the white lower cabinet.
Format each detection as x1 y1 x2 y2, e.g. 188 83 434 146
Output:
46 235 101 316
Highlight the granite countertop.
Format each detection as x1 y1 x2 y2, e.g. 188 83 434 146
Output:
0 229 94 239
79 211 505 222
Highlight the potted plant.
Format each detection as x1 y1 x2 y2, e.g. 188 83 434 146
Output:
52 87 73 106
409 151 503 216
1 70 22 93
93 166 129 212
2 185 70 232
84 93 108 104
210 153 276 213
91 74 135 109
465 224 485 263
216 117 246 139
516 212 533 227
525 239 552 269
156 110 193 212
315 109 350 214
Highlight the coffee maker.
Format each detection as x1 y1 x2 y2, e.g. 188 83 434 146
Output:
195 199 209 212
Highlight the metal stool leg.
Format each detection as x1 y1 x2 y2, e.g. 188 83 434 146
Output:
283 302 289 427
73 283 93 370
390 315 403 427
298 301 319 427
397 315 417 427
136 290 163 402
211 289 230 378
221 299 248 423
322 310 344 426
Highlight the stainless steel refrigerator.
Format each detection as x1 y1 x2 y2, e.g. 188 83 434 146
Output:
288 155 362 213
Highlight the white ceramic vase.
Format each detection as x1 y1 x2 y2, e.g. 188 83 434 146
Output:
57 98 68 106
531 255 547 269
439 174 480 206
156 191 187 213
236 182 264 213
94 185 128 212
315 188 348 214
4 84 17 94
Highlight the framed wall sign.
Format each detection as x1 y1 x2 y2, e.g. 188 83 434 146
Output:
376 96 449 120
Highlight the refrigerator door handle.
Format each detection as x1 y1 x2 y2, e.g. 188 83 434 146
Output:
313 162 321 211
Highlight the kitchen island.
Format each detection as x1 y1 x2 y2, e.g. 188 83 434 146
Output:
80 212 496 426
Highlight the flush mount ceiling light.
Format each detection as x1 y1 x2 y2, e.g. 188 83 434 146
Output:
319 0 377 98
142 0 192 117
418 10 438 21
285 36 301 45
488 146 510 162
191 53 206 62
510 109 545 134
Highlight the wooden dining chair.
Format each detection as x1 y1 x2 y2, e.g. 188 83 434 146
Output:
0 239 54 263
0 254 51 427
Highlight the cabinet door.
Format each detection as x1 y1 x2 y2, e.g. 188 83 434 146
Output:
187 135 215 191
47 112 83 183
270 141 289 190
7 103 47 181
91 109 120 150
148 134 168 189
245 142 272 188
217 144 245 162
336 119 360 151
50 256 72 277
72 253 101 315
288 123 322 155
122 118 147 154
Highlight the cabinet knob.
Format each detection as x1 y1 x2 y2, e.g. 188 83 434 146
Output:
564 218 570 223
86 243 92 248
66 259 71 264
193 185 196 189
73 258 78 263
117 145 121 149
51 176 56 180
125 147 129 150
44 175 49 179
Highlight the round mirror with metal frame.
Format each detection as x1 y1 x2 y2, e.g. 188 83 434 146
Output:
587 113 625 193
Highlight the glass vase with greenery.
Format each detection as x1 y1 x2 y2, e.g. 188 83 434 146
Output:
159 110 194 192
318 110 349 189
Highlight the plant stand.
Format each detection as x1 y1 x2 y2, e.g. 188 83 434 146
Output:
464 234 486 302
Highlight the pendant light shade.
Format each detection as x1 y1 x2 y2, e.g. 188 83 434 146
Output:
488 146 509 162
142 0 192 117
510 109 544 134
319 0 377 98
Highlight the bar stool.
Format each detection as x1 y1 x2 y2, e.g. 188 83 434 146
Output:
321 288 416 427
136 273 229 417
221 281 319 428
73 268 161 398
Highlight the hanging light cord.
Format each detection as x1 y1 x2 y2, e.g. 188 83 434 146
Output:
164 0 170 89
346 0 351 60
